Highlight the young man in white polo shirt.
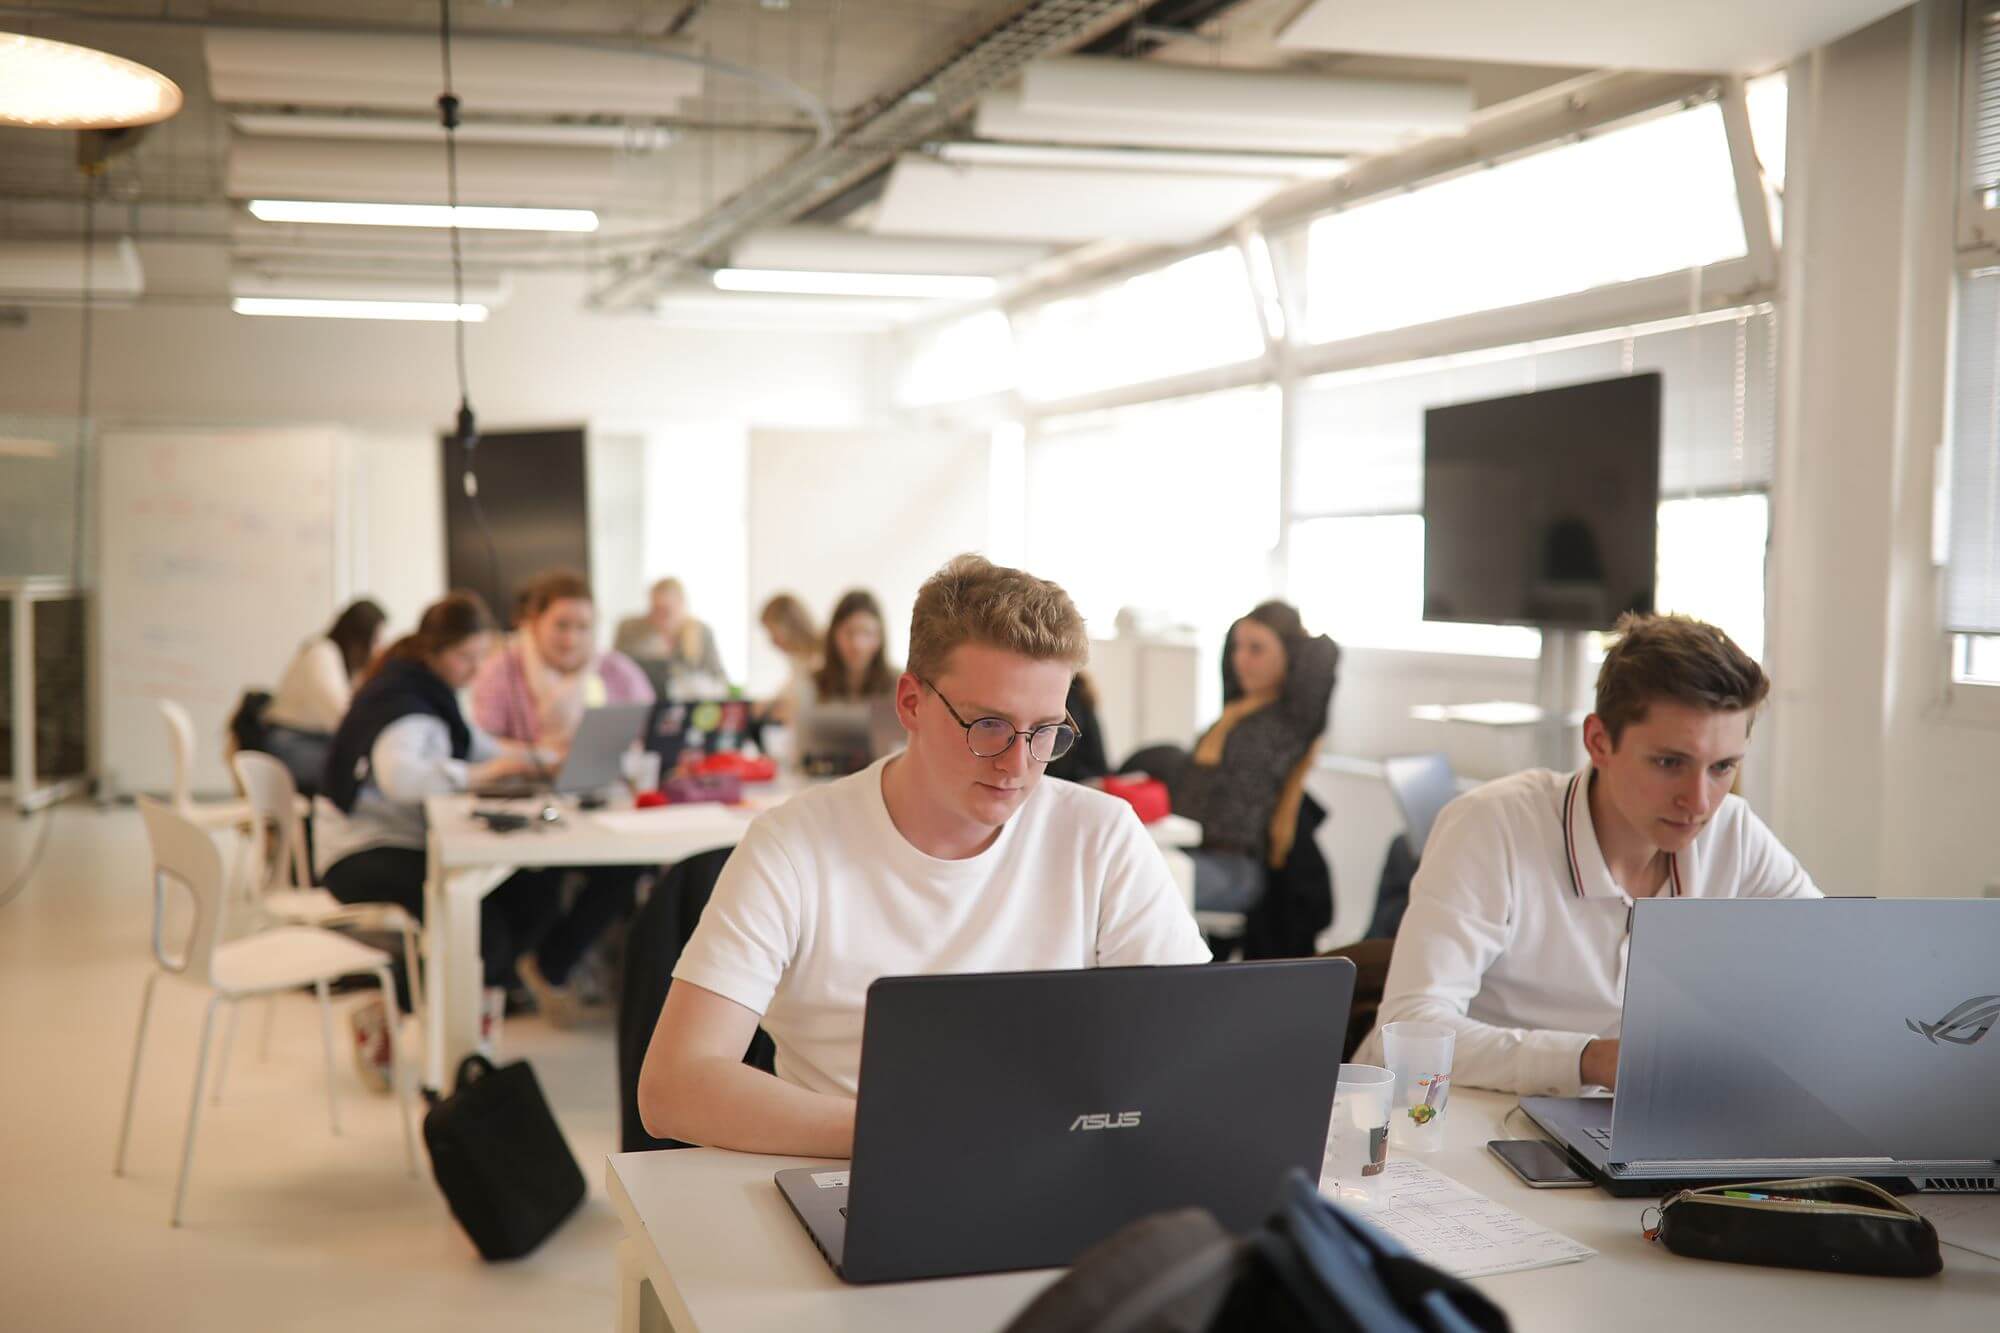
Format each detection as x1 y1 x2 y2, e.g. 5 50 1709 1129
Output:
1360 613 1819 1097
638 555 1211 1156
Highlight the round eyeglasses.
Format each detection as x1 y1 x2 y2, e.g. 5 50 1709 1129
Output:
920 677 1079 763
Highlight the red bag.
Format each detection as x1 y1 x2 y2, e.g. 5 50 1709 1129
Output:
694 751 778 783
1101 775 1170 825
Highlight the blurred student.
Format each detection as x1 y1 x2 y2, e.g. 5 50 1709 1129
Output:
810 590 898 702
756 592 821 726
470 569 653 745
1168 602 1339 913
615 577 726 684
316 592 562 1088
263 598 388 792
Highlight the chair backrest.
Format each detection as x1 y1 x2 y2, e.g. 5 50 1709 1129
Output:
1380 752 1456 859
231 749 299 900
157 698 198 811
136 796 228 987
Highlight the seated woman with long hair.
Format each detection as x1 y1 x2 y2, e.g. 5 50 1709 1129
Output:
262 598 388 792
811 589 898 702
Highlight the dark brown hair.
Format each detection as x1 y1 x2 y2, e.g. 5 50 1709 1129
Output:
813 589 898 699
1222 599 1310 702
760 592 821 659
1594 612 1769 744
327 598 388 679
369 590 495 682
520 569 593 622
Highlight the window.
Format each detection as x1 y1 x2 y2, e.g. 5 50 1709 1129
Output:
1957 634 2000 685
1013 248 1265 403
1026 387 1279 656
1655 494 1770 661
1287 514 1543 657
896 310 1016 407
1945 272 2000 655
1302 102 1747 344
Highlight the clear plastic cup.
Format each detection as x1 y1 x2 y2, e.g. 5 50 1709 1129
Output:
620 747 663 796
1322 1063 1395 1210
1383 1021 1456 1152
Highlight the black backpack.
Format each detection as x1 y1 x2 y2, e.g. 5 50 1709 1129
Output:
1003 1169 1511 1333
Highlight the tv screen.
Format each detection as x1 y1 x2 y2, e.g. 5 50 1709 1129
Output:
1422 372 1660 632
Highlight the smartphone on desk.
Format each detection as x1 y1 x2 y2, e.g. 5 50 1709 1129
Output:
1487 1138 1593 1188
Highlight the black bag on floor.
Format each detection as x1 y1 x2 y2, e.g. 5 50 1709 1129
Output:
423 1053 586 1261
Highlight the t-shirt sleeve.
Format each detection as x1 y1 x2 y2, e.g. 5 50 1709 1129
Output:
671 817 803 1017
1093 803 1212 967
1728 800 1821 899
1375 796 1593 1097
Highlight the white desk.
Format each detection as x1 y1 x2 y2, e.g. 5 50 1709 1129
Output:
606 1088 2000 1333
421 791 1203 1092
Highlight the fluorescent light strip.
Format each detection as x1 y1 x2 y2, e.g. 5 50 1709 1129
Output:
247 200 599 232
232 297 489 322
711 268 997 300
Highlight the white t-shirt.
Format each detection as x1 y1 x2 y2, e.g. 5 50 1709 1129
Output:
1357 764 1820 1097
673 758 1213 1097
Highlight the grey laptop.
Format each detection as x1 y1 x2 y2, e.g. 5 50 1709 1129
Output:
1522 898 2000 1197
471 702 650 798
777 958 1354 1283
795 696 903 775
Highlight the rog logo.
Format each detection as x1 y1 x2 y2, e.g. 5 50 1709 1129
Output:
1906 995 2000 1046
1069 1112 1142 1132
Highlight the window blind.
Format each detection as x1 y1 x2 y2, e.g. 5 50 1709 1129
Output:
1946 271 2000 634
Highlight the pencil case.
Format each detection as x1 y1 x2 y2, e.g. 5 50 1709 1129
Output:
1648 1177 1942 1277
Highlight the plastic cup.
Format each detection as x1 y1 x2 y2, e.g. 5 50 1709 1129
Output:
1383 1021 1456 1152
620 747 663 796
1322 1063 1395 1210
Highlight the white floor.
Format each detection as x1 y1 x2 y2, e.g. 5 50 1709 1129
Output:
0 804 624 1331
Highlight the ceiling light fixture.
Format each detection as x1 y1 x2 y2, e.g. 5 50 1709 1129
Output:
246 199 599 232
0 31 182 130
231 297 489 322
712 268 998 300
937 141 1346 179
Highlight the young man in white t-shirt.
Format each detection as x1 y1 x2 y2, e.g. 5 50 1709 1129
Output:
1358 613 1820 1098
638 556 1211 1156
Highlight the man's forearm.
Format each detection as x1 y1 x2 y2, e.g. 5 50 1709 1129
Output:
644 1057 857 1158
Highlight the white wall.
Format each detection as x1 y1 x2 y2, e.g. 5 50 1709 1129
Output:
640 423 753 682
745 427 991 692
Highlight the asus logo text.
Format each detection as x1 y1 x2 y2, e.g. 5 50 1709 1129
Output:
1069 1112 1142 1132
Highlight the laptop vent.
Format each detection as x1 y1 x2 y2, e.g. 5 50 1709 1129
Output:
1916 1176 1998 1192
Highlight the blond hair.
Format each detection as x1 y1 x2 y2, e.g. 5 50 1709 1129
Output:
907 554 1088 681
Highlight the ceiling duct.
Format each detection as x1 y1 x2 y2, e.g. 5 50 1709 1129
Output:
227 137 688 213
232 111 677 152
203 29 703 117
589 0 1152 309
0 238 143 304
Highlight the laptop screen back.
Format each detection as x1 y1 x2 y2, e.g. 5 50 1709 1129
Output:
839 959 1353 1283
1612 898 2000 1163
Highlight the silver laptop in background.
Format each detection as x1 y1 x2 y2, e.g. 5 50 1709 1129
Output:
1523 898 2000 1196
472 702 651 798
795 696 902 775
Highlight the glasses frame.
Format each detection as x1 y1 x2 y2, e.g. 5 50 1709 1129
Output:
918 677 1080 763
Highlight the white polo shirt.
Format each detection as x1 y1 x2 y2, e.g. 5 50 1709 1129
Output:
673 758 1213 1098
1357 765 1819 1097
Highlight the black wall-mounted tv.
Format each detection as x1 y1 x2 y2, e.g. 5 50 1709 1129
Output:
1422 372 1660 632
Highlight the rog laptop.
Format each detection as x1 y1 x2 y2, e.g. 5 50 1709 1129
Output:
1522 898 2000 1197
777 958 1355 1283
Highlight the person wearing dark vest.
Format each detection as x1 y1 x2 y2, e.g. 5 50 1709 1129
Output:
1168 601 1340 913
317 591 559 1090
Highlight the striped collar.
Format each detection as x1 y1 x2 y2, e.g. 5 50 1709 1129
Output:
1561 767 1682 901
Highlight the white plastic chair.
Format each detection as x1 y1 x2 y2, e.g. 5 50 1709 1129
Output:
227 751 426 1065
157 698 255 832
116 798 416 1227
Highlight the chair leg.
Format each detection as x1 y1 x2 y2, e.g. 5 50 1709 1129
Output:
115 973 161 1176
402 924 426 1031
259 995 277 1062
171 995 224 1227
377 966 419 1177
211 1003 241 1105
315 978 341 1136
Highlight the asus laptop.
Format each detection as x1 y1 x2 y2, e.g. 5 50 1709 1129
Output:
1522 898 2000 1197
777 958 1355 1283
471 702 650 798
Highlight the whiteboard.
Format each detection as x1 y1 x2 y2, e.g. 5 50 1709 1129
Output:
97 427 346 797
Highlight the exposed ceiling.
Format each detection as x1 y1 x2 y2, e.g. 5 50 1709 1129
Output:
0 0 1770 326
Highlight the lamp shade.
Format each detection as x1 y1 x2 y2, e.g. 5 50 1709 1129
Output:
0 32 182 129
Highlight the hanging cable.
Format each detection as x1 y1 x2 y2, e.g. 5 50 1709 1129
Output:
437 0 502 601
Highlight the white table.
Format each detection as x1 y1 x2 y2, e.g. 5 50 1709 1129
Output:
421 791 1203 1092
605 1088 2000 1333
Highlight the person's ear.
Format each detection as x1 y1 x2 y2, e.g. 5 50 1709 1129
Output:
895 672 923 732
1582 714 1614 767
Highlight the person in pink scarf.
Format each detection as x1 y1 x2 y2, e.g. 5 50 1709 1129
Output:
468 569 655 1024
